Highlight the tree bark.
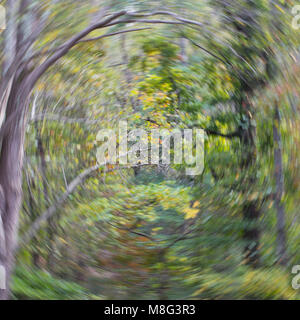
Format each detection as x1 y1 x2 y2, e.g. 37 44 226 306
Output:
273 104 288 266
0 89 28 299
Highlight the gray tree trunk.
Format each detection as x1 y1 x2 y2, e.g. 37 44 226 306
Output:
0 90 28 299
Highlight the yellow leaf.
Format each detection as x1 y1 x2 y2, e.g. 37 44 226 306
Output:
183 208 199 219
192 201 200 208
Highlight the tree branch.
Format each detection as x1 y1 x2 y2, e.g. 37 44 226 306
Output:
19 164 100 249
205 128 240 139
126 10 204 28
105 221 156 242
183 35 229 65
189 124 240 139
79 27 151 43
26 10 128 92
27 27 151 62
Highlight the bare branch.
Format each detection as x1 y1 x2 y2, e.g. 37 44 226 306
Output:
26 10 128 91
205 128 240 139
126 10 204 28
105 19 185 27
183 35 229 65
189 124 240 139
105 221 156 242
80 27 151 43
20 164 100 248
27 27 151 62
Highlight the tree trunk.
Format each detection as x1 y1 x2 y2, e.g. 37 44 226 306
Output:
0 91 28 299
273 104 288 266
240 99 261 268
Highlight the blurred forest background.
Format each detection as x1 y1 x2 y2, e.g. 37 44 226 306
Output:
0 0 300 300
